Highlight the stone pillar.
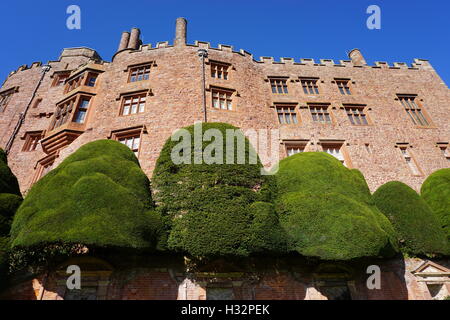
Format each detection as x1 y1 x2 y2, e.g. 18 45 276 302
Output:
174 17 187 46
118 31 130 51
348 49 367 66
128 28 141 50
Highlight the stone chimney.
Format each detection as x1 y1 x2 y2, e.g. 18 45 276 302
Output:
118 31 130 51
348 49 367 66
128 28 141 50
174 17 187 46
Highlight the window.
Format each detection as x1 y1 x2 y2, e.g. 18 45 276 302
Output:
211 62 229 80
286 145 306 157
399 146 421 176
322 144 346 166
86 74 98 87
65 74 84 93
270 79 288 94
73 98 90 123
129 65 151 82
212 89 233 110
345 106 368 125
52 73 69 87
309 104 332 123
121 94 146 116
33 154 58 184
118 135 141 157
336 80 351 95
22 132 43 152
276 106 298 125
51 98 75 130
398 95 430 126
0 92 12 112
207 287 234 301
301 78 319 95
438 144 450 162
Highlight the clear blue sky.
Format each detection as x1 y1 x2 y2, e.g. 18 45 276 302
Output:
0 0 449 85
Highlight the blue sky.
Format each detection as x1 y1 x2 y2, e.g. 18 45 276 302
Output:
0 0 449 84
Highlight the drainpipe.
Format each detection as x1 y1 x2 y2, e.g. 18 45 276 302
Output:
198 49 208 123
5 64 51 155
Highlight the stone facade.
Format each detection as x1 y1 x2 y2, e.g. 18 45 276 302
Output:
0 19 448 194
1 256 449 300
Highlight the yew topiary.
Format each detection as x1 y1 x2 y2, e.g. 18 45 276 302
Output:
10 140 163 253
152 123 287 258
275 152 397 260
374 181 448 256
421 169 450 242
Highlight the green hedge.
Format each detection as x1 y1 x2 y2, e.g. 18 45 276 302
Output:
10 140 163 252
373 181 448 256
421 169 450 242
275 152 397 260
0 149 23 289
152 123 287 258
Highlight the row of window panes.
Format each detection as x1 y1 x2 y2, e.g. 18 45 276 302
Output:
51 98 90 130
129 65 151 82
277 106 367 125
398 96 429 126
211 63 229 80
122 95 146 115
270 79 351 96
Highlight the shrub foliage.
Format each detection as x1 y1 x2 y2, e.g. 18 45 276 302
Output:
152 123 287 258
10 140 163 253
421 169 450 242
373 181 448 256
275 152 397 260
0 149 23 289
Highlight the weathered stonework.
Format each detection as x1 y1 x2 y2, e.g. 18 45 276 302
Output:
0 21 449 193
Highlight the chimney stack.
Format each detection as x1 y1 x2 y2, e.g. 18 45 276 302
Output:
174 17 187 46
118 31 131 51
128 28 141 50
348 49 367 66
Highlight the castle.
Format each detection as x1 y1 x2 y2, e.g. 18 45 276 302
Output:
0 18 449 300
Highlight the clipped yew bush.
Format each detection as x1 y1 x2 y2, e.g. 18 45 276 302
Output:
275 152 397 260
10 140 163 255
421 169 450 242
152 123 287 258
0 149 23 288
374 181 448 256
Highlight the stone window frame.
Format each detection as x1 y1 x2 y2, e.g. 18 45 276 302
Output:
64 71 100 94
50 93 94 131
343 104 372 126
268 77 289 95
0 86 19 112
109 125 147 159
282 139 310 158
396 94 434 128
395 143 423 177
308 103 334 124
334 78 352 95
125 61 156 83
117 90 151 116
318 139 352 168
207 85 237 112
300 77 320 95
51 71 71 87
274 103 299 125
21 131 44 152
209 60 231 80
32 152 59 184
436 142 450 162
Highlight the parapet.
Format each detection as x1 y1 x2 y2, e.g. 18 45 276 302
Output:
59 47 102 62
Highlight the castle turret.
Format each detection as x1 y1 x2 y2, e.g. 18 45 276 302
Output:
348 48 367 66
174 17 187 46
